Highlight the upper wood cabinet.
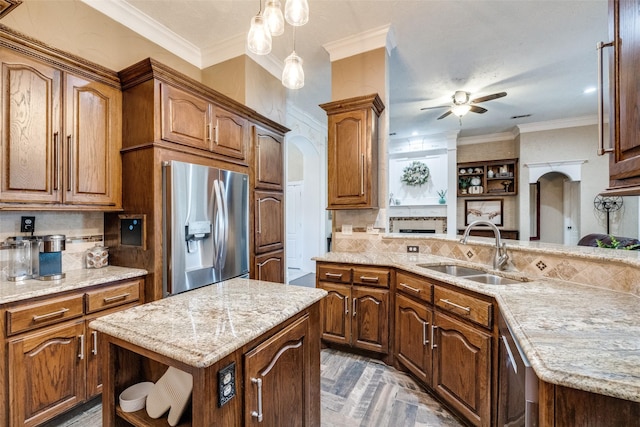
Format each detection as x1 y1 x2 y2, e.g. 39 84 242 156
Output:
253 125 283 191
320 94 384 209
0 42 122 210
605 0 640 194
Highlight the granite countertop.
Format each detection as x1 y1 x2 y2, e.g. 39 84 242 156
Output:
0 265 148 305
314 251 640 403
89 278 328 369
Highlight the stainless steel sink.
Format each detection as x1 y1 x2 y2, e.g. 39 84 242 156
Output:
419 264 486 277
464 274 524 285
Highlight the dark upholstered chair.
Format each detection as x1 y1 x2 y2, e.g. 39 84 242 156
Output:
577 233 640 249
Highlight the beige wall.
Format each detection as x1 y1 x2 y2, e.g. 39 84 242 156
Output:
2 0 201 79
202 57 247 104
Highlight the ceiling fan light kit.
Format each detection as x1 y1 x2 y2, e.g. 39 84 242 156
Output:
246 0 308 89
421 90 507 122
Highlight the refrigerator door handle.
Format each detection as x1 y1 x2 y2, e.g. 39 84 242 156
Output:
213 179 224 269
219 179 229 269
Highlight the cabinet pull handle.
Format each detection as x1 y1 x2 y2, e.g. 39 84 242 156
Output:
32 307 69 322
501 335 518 375
597 41 615 156
352 298 357 317
103 293 130 303
92 331 98 356
214 119 219 144
399 283 420 294
251 377 263 422
257 143 261 179
360 154 365 195
431 325 438 350
53 132 59 190
257 202 262 234
359 275 379 283
344 297 349 315
423 321 429 346
440 298 471 314
206 123 212 142
66 135 72 191
325 272 343 279
78 334 85 360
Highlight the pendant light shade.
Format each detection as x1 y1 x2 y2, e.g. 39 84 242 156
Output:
282 51 304 89
264 0 284 36
247 15 272 55
284 0 309 26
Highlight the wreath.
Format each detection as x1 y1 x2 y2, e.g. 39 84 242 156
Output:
401 161 430 186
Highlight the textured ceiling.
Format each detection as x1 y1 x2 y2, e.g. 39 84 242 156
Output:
86 0 609 144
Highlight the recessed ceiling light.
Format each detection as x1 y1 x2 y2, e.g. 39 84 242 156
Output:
583 87 597 94
411 131 418 136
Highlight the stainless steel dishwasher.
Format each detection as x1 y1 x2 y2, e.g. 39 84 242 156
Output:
498 310 539 427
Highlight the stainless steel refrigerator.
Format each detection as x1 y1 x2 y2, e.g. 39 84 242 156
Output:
162 160 249 296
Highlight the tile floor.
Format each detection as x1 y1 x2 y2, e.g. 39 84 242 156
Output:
41 349 463 427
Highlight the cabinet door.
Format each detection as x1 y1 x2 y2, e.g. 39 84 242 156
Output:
327 109 376 208
254 190 283 254
8 320 86 427
212 106 249 161
160 83 212 150
255 250 284 283
433 312 491 427
352 286 389 354
254 126 283 191
395 294 432 386
608 0 640 190
85 319 102 399
0 49 62 204
244 314 312 426
318 281 351 345
64 73 122 207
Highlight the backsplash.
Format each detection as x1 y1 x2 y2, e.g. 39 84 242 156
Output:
331 232 640 296
0 212 105 275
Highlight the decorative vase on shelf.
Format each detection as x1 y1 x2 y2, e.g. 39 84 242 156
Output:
437 189 447 204
438 197 446 204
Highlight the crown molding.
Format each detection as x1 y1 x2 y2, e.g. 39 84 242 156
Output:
323 24 396 62
457 131 517 146
517 115 598 134
80 0 202 67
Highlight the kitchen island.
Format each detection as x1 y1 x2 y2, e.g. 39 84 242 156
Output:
90 277 327 427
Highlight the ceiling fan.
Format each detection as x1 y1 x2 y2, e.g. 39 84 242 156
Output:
420 90 507 120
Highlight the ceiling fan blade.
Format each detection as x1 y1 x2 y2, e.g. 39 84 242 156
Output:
437 110 452 120
471 91 507 104
470 105 488 114
420 105 449 111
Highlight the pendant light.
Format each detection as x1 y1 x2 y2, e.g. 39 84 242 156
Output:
264 0 284 37
284 0 309 26
282 27 304 89
247 1 272 55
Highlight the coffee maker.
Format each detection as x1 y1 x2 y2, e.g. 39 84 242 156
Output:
37 235 66 281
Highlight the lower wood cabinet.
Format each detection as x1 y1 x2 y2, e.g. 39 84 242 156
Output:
254 250 284 283
244 314 312 426
1 277 144 427
395 293 433 386
432 311 492 427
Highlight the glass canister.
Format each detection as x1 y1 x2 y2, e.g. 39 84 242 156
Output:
6 240 32 281
86 244 109 269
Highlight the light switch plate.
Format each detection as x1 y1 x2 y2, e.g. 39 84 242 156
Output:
217 362 236 407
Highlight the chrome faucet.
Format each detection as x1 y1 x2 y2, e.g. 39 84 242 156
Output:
460 220 509 271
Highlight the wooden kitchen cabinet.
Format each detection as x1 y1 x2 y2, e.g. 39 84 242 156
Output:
0 42 122 210
433 311 492 427
1 277 144 427
253 125 283 191
254 190 284 254
244 314 313 426
254 250 285 283
320 94 384 209
605 0 640 193
317 263 390 354
395 293 433 386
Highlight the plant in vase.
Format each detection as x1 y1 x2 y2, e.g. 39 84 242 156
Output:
437 189 447 204
458 176 471 194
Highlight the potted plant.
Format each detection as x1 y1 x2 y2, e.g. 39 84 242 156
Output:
458 176 471 194
437 189 447 204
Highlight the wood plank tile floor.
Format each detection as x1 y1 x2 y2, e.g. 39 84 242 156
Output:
42 349 463 426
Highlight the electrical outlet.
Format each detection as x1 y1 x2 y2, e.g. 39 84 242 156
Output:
20 216 35 233
217 362 236 407
407 245 419 253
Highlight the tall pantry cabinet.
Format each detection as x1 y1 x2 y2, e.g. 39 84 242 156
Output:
107 59 288 301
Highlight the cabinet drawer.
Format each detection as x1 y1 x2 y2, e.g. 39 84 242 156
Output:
353 267 389 288
396 271 433 303
6 295 84 336
317 265 351 284
434 286 493 328
85 279 141 314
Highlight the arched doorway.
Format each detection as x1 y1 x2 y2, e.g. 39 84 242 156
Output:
530 172 580 245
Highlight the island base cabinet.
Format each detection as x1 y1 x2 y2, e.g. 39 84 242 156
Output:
8 320 86 427
244 314 316 426
395 294 433 386
433 312 491 427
